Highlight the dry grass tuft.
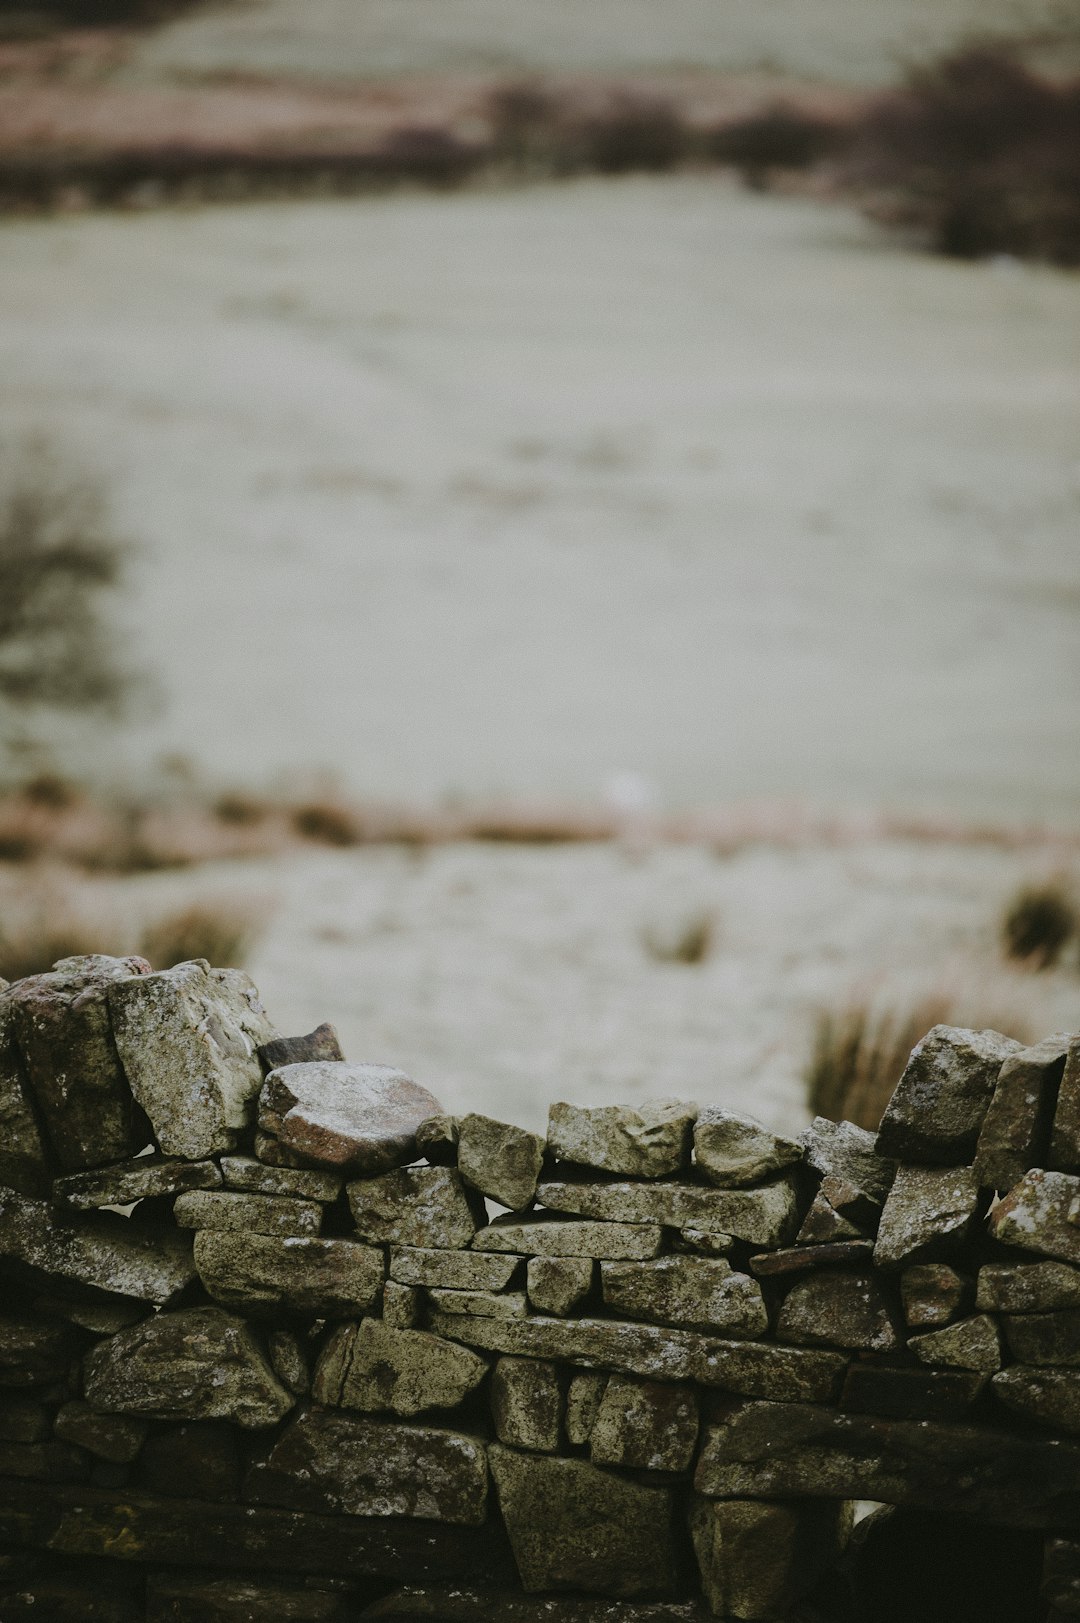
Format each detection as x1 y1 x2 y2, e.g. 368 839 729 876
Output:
1001 879 1077 969
137 900 266 970
642 910 714 965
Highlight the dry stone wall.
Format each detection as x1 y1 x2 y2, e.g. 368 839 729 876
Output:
2 955 1080 1620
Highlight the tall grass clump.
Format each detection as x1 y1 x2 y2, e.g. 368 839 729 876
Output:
1001 879 1077 969
138 901 265 970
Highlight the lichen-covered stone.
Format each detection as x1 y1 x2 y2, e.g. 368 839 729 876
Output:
0 994 50 1197
29 1287 149 1336
9 955 152 1172
988 1168 1080 1265
692 1108 801 1188
993 1367 1080 1434
194 1230 384 1317
173 1189 322 1237
873 1164 981 1270
256 1023 344 1072
108 960 275 1160
876 1025 1022 1165
491 1356 563 1451
1050 1038 1080 1173
267 1329 309 1395
547 1100 696 1179
252 1130 309 1169
976 1260 1080 1313
488 1444 678 1597
390 1246 523 1291
53 1401 147 1463
348 1166 482 1248
748 1240 874 1278
247 1407 488 1524
218 1155 342 1203
458 1114 546 1211
776 1270 899 1352
362 1588 716 1621
1003 1309 1080 1366
54 1154 222 1210
839 1363 987 1421
383 1280 423 1330
473 1213 662 1260
909 1314 1002 1371
83 1306 293 1428
600 1256 767 1338
313 1318 488 1416
690 1495 852 1621
590 1375 698 1472
975 1033 1069 1191
795 1186 864 1244
536 1174 799 1247
900 1263 971 1328
428 1288 528 1318
429 1312 847 1402
801 1116 896 1205
416 1115 461 1167
145 1572 350 1622
675 1229 734 1257
565 1371 608 1445
0 1188 195 1305
527 1256 593 1317
260 1061 443 1174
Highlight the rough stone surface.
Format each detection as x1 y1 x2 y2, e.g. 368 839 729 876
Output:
488 1444 678 1597
993 1367 1080 1434
695 1400 1080 1525
252 1130 310 1169
491 1356 563 1451
9 955 152 1172
839 1363 988 1421
416 1115 461 1167
690 1495 852 1621
909 1313 1003 1371
458 1114 546 1211
173 1189 322 1237
900 1263 971 1328
692 1108 801 1188
988 1168 1080 1265
218 1155 342 1202
382 1280 423 1330
748 1240 874 1277
256 1023 344 1073
0 1314 79 1388
473 1214 662 1260
313 1318 488 1416
776 1270 900 1352
83 1307 293 1428
873 1164 981 1270
1004 1310 1080 1366
29 1288 148 1336
565 1372 608 1445
54 1155 222 1210
795 1187 864 1244
108 960 275 1161
801 1116 896 1205
876 1025 1022 1165
429 1312 847 1402
260 1061 443 1174
428 1288 528 1319
674 1229 734 1257
144 1572 351 1622
390 1246 522 1291
977 1260 1080 1313
0 995 50 1197
1050 1039 1080 1173
362 1590 716 1621
247 1407 489 1524
349 1166 482 1249
0 1188 195 1305
267 1329 310 1395
600 1256 768 1337
975 1033 1069 1191
536 1174 800 1247
53 1401 147 1463
194 1231 384 1317
547 1099 695 1179
590 1375 698 1472
1044 1537 1080 1618
527 1256 593 1317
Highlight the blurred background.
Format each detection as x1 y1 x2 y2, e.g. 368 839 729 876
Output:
0 0 1078 1132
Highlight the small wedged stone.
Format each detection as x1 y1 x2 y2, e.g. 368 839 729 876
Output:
488 1443 678 1597
590 1375 698 1472
977 1260 1080 1313
873 1164 981 1270
909 1313 1002 1371
53 1401 147 1463
565 1372 608 1445
145 1572 349 1623
993 1367 1080 1434
84 1306 293 1428
876 1025 1023 1165
108 959 275 1160
362 1588 716 1621
54 1155 222 1210
692 1108 801 1188
0 1188 195 1305
1004 1310 1080 1366
975 1034 1069 1191
383 1280 423 1330
527 1256 593 1317
9 955 152 1172
253 1130 310 1169
348 1166 482 1249
547 1099 696 1179
776 1270 900 1352
491 1356 563 1451
900 1263 971 1328
390 1246 522 1291
690 1494 852 1622
256 1023 344 1073
194 1230 384 1317
416 1115 461 1167
429 1312 847 1402
428 1289 528 1319
675 1229 734 1257
260 1061 443 1174
218 1155 342 1202
173 1189 322 1237
267 1329 309 1395
795 1187 864 1244
458 1114 546 1211
0 995 50 1197
988 1168 1080 1265
1050 1038 1080 1173
313 1318 488 1416
247 1406 489 1524
749 1240 874 1277
473 1213 662 1260
600 1256 768 1338
536 1174 800 1247
801 1117 896 1206
840 1363 988 1421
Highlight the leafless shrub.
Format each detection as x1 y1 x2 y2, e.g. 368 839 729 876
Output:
643 911 714 965
1001 879 1077 969
705 104 850 188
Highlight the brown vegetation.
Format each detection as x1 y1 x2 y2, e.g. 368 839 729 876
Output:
1001 878 1077 969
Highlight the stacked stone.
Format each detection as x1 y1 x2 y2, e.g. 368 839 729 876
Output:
2 962 1080 1622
